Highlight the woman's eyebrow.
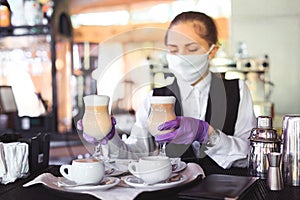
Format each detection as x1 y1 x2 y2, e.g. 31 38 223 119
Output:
167 42 198 47
166 44 178 47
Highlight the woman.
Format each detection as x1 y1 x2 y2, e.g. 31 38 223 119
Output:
79 11 256 169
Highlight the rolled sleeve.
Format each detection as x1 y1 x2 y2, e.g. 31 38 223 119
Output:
205 130 250 168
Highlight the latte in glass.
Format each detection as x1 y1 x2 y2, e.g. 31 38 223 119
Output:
147 96 176 136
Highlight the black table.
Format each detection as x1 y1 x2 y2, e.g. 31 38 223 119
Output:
1 160 300 200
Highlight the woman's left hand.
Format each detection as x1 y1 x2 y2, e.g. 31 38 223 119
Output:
155 116 209 144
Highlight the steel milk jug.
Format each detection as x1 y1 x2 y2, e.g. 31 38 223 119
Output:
282 114 300 186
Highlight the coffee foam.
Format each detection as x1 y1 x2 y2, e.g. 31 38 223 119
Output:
85 105 107 112
150 96 176 104
74 158 100 163
83 95 110 106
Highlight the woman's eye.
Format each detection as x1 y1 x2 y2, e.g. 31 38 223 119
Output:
168 49 178 54
188 47 198 52
187 45 200 52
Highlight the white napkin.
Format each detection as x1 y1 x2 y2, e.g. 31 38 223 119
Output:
23 162 204 200
0 143 7 181
0 142 29 184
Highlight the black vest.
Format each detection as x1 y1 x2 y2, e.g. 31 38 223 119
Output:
153 73 240 162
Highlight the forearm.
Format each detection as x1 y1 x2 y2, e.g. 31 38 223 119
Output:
206 125 215 139
204 129 250 169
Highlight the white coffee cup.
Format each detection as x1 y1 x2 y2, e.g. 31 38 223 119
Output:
60 158 105 185
128 156 172 184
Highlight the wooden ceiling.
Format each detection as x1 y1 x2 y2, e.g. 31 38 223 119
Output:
69 0 175 14
69 0 176 43
68 0 229 44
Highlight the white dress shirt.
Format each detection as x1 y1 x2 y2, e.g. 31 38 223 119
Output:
106 72 257 169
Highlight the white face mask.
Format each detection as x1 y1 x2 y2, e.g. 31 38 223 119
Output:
167 45 215 85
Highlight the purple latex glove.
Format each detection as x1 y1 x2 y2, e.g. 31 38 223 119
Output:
155 116 209 144
76 117 116 145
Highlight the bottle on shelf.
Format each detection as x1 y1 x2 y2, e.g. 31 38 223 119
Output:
0 0 11 27
24 0 43 26
38 0 53 25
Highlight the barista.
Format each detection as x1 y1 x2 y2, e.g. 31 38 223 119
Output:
78 11 256 169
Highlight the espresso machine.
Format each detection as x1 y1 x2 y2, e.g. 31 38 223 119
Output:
210 42 274 118
236 54 274 118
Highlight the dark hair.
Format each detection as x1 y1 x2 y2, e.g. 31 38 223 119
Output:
165 11 218 46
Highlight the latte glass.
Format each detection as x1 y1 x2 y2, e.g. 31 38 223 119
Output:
82 95 112 160
147 96 176 156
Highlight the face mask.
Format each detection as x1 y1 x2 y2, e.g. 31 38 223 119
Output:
167 45 215 85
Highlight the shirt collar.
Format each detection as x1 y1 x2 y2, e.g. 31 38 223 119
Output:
194 72 212 92
176 72 212 100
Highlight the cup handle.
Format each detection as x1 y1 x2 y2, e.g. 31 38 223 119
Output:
59 165 73 181
128 162 139 177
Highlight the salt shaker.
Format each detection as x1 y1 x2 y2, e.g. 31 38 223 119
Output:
267 152 284 191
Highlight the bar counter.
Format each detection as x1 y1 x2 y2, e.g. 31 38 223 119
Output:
1 158 300 200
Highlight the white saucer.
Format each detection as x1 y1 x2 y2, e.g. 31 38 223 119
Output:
104 159 131 176
173 161 187 173
58 177 120 191
23 173 120 192
105 168 127 177
123 174 187 190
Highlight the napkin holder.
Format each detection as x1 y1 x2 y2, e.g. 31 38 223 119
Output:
19 133 50 173
0 132 50 173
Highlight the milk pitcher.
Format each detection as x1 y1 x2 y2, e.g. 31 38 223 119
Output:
282 114 300 186
248 116 281 179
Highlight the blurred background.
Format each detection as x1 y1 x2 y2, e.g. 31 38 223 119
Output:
0 0 299 164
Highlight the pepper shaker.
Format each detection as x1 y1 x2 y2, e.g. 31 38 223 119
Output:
267 152 284 191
